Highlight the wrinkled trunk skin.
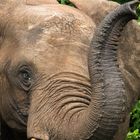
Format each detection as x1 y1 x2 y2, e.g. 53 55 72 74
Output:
28 1 139 140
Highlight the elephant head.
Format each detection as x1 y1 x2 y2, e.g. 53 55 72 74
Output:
0 0 140 140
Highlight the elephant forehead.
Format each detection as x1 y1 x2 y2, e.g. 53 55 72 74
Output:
10 4 95 44
0 4 96 51
0 4 95 54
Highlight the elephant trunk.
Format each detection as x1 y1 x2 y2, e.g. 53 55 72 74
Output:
87 0 139 139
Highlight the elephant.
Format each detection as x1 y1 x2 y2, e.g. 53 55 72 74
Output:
0 0 140 140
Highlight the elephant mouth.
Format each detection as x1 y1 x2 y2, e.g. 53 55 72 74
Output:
29 136 48 140
30 138 44 140
30 138 40 140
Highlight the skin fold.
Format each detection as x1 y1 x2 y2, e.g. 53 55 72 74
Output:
0 0 140 140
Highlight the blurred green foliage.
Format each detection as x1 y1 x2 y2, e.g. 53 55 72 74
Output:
125 101 140 140
57 0 76 7
112 0 131 4
137 4 140 24
130 100 140 132
126 129 140 140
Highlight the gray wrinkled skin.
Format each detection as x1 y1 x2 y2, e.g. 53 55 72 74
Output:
0 0 140 140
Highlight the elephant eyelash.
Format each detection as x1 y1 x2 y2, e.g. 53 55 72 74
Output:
17 67 34 91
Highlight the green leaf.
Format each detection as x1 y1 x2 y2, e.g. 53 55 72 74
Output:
137 4 140 25
126 129 140 140
57 0 76 7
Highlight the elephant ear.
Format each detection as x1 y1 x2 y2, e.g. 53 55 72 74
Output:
118 21 140 106
70 0 119 24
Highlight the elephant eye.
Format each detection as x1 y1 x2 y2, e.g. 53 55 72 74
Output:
18 66 33 91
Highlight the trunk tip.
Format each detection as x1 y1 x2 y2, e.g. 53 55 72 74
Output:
127 0 140 19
